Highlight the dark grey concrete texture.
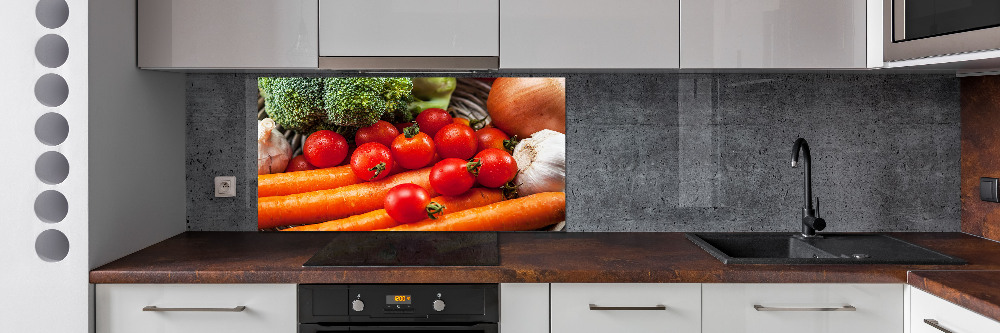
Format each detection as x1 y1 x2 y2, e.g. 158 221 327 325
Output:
185 73 961 232
185 74 257 231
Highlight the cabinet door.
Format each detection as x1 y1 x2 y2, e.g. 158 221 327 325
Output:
501 0 680 69
911 287 1000 333
96 284 297 333
319 0 499 57
681 0 868 68
500 284 548 333
138 0 318 69
551 283 700 333
702 283 903 333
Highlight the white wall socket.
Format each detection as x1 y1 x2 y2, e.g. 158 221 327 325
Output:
214 176 236 197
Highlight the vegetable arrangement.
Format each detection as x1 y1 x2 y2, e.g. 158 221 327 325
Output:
257 77 567 231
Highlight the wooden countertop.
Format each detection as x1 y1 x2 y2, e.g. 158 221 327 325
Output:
91 231 1000 284
90 232 1000 322
908 270 1000 323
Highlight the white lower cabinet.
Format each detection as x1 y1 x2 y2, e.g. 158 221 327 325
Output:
702 283 903 333
95 284 297 333
550 283 702 333
910 287 1000 333
500 283 549 333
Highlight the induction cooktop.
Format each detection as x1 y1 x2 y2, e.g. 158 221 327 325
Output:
303 232 499 266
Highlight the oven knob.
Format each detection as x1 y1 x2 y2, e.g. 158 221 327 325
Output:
432 299 446 312
352 299 365 312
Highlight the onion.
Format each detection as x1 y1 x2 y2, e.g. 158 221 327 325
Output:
486 78 566 138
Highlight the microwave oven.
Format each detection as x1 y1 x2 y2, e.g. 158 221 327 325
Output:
884 0 1000 62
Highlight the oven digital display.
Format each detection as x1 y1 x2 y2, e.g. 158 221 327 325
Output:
386 295 412 304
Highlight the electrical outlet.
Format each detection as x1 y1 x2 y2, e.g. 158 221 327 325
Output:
981 177 999 202
215 176 236 197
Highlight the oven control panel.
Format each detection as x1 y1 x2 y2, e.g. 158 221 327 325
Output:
299 284 498 324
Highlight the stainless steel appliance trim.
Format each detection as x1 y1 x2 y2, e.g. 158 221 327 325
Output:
588 304 667 311
893 0 905 41
142 305 247 312
318 57 499 71
753 305 856 312
923 319 955 333
884 0 1000 62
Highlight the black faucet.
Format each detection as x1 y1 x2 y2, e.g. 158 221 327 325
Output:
791 138 826 237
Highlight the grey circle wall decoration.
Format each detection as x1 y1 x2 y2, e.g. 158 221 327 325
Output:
35 229 70 262
34 190 68 223
35 34 69 68
35 112 69 145
35 151 69 185
34 73 69 107
36 0 69 29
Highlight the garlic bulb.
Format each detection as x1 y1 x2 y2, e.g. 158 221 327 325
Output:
512 129 565 196
258 118 292 175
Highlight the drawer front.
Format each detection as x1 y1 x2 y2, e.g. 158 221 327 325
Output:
702 283 903 333
319 0 499 57
551 283 701 333
96 284 296 333
911 288 1000 333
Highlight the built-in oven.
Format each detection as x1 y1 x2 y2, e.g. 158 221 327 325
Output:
299 284 498 333
884 0 1000 61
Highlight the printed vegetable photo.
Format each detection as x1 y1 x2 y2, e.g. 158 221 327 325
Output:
256 77 566 231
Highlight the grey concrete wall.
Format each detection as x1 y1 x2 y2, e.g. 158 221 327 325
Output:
186 73 960 232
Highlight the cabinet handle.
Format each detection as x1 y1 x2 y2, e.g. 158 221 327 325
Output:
924 319 955 333
589 304 667 311
753 305 856 312
143 306 247 312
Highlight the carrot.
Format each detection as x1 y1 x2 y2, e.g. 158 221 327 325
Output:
258 165 362 197
380 192 565 231
258 161 409 197
281 188 506 231
257 167 436 229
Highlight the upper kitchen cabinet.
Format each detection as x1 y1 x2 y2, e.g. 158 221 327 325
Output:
500 0 680 69
318 0 500 70
681 0 880 69
138 0 318 69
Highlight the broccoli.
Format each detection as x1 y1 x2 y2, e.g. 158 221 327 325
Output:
408 77 457 113
323 77 414 127
258 77 328 134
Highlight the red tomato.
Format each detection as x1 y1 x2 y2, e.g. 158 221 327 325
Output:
476 127 511 153
384 184 436 224
416 108 453 138
284 155 315 173
430 158 479 196
303 130 349 168
391 124 436 169
434 123 477 159
350 143 394 181
453 117 471 127
355 121 400 147
474 148 518 188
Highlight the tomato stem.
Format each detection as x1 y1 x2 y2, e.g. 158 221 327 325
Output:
367 162 387 180
426 201 446 220
501 181 520 199
503 136 520 153
466 159 482 177
403 123 420 138
469 116 488 130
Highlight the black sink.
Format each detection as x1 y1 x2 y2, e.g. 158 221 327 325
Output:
686 233 966 265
